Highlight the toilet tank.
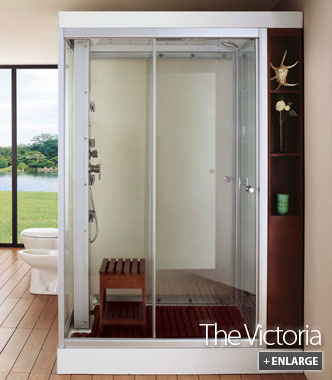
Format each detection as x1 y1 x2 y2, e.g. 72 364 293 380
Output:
20 228 58 249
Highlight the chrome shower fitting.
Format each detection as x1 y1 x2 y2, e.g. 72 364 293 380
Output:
220 40 239 50
89 100 95 112
89 149 98 159
89 209 96 222
89 163 101 180
89 174 95 186
88 134 100 243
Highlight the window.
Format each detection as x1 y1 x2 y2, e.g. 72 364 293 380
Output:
0 66 58 246
0 70 12 243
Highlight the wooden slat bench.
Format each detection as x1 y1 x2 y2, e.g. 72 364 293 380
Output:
99 258 146 334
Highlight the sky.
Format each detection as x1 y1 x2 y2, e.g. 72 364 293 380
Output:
0 69 58 147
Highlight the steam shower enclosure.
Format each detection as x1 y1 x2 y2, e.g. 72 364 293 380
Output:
57 12 303 374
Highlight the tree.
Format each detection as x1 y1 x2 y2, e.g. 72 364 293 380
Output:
17 162 28 171
0 134 58 171
0 147 11 165
30 134 58 161
31 134 57 144
39 139 58 159
0 155 8 169
24 151 46 169
47 156 58 168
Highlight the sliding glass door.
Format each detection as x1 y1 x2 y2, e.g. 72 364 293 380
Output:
235 41 257 330
154 39 257 338
0 66 57 246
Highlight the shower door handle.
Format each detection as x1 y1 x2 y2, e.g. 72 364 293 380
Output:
239 177 255 194
245 185 255 194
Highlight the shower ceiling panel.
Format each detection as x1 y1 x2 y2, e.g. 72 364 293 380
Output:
89 38 251 53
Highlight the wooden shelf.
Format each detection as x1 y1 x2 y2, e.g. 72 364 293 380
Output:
267 28 304 348
270 214 301 218
271 153 300 157
270 89 301 94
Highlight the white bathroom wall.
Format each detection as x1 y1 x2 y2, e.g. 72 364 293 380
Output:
156 62 216 270
89 57 151 295
89 55 234 295
170 58 235 287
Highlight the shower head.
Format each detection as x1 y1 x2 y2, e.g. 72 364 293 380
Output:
220 40 239 50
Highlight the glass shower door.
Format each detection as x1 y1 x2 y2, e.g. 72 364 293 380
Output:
236 40 257 330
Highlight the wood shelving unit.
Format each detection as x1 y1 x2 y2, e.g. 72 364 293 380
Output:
267 29 304 347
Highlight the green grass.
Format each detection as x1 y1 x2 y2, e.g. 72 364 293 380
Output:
0 167 25 173
0 166 12 173
0 191 58 243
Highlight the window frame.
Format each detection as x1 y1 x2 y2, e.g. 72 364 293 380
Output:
0 65 58 247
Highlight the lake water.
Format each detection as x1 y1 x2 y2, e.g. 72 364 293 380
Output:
0 172 58 192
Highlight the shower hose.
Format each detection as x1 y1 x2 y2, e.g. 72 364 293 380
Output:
89 186 99 243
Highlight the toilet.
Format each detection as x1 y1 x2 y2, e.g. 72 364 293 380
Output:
19 249 58 295
19 228 58 295
20 228 58 249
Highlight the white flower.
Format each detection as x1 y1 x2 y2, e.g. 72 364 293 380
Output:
285 105 291 111
276 100 286 112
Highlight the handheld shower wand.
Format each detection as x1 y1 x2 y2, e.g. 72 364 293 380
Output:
89 186 99 243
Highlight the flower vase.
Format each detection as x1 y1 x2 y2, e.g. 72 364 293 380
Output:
279 114 284 153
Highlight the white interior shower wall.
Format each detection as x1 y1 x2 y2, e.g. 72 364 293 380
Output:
89 55 235 296
89 57 152 297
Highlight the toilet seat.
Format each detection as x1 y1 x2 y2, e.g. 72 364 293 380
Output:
19 249 58 295
20 228 58 249
21 228 58 238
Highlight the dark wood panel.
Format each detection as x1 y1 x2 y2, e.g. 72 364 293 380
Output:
268 217 303 329
267 28 304 348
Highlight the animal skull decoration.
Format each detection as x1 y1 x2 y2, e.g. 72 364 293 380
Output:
270 50 299 90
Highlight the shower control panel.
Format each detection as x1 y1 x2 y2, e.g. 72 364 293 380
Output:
88 135 100 243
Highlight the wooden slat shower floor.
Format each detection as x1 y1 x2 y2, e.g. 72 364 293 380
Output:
71 303 250 338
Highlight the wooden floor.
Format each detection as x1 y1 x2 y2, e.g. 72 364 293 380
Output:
0 248 307 380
